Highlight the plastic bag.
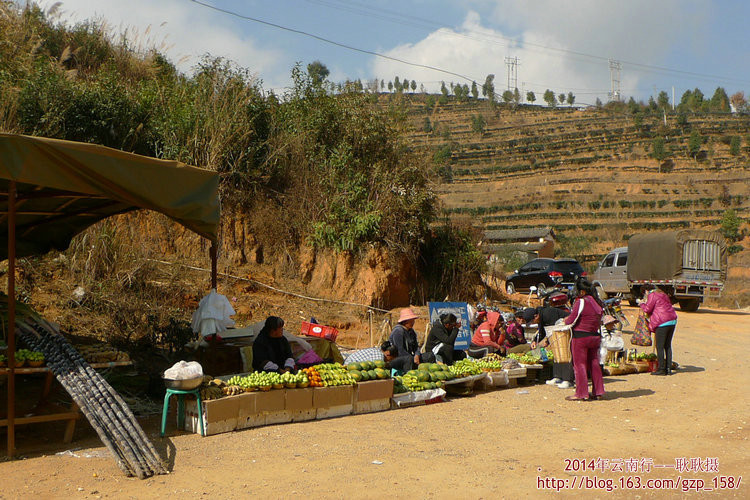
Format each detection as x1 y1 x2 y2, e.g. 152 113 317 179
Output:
164 360 203 380
631 310 652 346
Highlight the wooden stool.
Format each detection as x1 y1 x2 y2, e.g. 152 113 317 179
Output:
160 388 203 437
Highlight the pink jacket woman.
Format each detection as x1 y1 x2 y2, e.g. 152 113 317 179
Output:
639 289 677 332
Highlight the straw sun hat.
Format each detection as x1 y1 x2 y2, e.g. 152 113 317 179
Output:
398 308 419 323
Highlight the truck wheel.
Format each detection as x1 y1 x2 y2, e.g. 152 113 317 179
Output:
678 298 700 312
506 282 515 295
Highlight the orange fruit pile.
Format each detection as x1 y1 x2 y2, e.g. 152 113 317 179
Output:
301 367 324 387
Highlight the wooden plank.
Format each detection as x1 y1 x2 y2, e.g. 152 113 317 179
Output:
0 412 80 427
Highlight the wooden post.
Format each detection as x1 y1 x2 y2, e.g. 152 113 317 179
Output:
7 180 16 457
210 242 217 290
368 309 374 347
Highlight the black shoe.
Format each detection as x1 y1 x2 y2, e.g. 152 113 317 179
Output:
651 371 667 376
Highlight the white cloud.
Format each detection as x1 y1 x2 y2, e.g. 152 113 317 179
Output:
38 0 283 84
373 2 710 103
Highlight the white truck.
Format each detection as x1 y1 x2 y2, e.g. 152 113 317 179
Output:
592 229 727 312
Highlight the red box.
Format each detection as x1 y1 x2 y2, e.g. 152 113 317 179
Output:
300 321 339 342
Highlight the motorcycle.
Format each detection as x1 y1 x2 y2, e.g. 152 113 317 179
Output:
603 296 629 327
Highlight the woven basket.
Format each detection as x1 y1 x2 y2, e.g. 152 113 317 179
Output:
545 325 572 363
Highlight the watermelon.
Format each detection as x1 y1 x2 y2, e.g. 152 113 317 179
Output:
428 364 441 372
347 362 361 371
350 371 362 382
417 371 430 382
418 363 431 371
373 360 386 369
361 371 370 381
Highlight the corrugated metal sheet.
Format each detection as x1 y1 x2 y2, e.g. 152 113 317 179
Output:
683 240 722 271
484 227 555 242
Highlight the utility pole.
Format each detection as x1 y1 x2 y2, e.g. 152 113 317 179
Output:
672 86 675 111
505 56 519 91
608 59 621 102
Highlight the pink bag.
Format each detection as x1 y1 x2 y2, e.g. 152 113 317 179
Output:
297 349 323 365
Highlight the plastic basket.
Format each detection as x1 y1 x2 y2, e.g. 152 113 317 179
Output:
545 324 572 363
300 321 339 342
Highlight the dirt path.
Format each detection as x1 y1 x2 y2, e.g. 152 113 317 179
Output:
1 306 748 499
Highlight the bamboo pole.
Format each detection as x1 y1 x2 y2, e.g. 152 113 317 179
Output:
7 180 16 458
210 242 217 290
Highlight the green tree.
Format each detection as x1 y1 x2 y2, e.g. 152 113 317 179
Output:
471 81 478 99
482 74 495 102
657 90 670 110
688 130 702 158
306 60 329 86
729 136 741 156
502 89 514 104
710 87 730 112
411 80 417 93
526 91 536 103
648 96 657 111
543 89 556 107
566 91 575 106
652 137 667 161
394 76 401 92
595 97 603 108
676 113 688 129
471 113 486 136
720 209 741 241
440 81 449 97
387 80 393 92
380 80 384 91
558 93 565 105
422 116 432 133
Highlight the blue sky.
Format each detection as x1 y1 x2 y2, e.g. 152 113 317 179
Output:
37 0 750 105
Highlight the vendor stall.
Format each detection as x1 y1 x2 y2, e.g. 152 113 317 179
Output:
0 133 219 477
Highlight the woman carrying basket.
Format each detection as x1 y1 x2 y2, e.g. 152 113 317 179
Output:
563 278 605 401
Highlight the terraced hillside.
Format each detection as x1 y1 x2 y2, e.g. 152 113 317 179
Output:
396 95 749 257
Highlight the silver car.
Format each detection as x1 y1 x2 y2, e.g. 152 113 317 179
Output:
592 247 629 296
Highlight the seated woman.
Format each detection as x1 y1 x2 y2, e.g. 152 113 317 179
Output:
252 316 295 372
504 310 531 354
389 308 422 369
470 311 505 354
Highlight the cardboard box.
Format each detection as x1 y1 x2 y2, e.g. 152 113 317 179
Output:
352 398 391 415
354 379 394 401
184 395 241 436
290 408 317 422
313 385 354 407
316 404 353 419
285 387 314 411
313 386 354 419
255 389 286 412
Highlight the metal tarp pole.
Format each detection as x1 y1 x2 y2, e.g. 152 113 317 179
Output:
7 180 16 457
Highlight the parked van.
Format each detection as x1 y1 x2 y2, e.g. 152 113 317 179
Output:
591 247 629 296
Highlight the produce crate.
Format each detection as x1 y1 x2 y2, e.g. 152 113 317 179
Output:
300 321 339 342
536 363 554 383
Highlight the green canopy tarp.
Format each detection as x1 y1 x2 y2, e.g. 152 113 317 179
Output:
0 133 220 259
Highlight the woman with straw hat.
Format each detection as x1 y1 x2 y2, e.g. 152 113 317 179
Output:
388 308 422 371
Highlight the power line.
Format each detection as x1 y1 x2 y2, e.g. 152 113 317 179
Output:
187 0 476 83
303 0 750 87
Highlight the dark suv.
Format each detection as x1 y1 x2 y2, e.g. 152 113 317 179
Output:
505 258 586 294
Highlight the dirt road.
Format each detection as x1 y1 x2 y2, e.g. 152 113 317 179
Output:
2 306 748 499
